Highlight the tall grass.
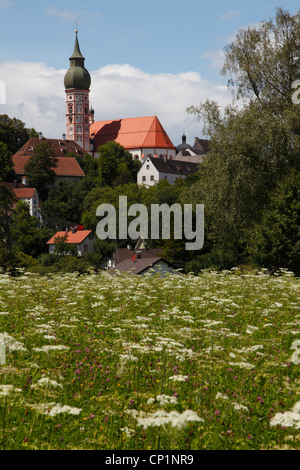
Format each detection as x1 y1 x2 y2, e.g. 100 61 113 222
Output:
0 267 299 450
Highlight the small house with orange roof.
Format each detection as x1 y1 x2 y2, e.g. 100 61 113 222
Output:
46 228 95 256
0 181 41 222
90 115 176 161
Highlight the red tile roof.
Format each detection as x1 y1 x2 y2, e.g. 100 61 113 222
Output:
47 230 92 245
12 155 85 178
90 116 175 151
14 138 86 158
13 188 36 199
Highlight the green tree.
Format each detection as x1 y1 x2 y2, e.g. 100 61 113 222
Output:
81 183 146 234
0 115 30 154
97 141 141 186
246 170 300 275
10 201 50 257
0 185 15 251
53 235 78 257
185 8 300 269
221 8 300 112
0 142 16 181
84 238 117 270
41 180 90 230
24 141 58 200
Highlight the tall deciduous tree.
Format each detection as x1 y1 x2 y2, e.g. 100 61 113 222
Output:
0 185 15 251
184 7 300 270
0 142 16 181
24 141 58 200
97 141 141 187
0 115 30 155
221 8 300 112
10 201 50 258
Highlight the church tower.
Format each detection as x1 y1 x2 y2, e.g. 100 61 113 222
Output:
64 29 94 152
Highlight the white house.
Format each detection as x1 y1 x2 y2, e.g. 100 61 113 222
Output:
46 229 95 256
137 155 199 187
12 187 41 221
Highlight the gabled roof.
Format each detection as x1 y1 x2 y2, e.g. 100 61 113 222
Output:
114 247 163 264
13 137 87 158
90 116 175 151
144 156 199 176
112 257 162 275
46 230 92 245
13 188 37 199
12 155 85 178
193 138 210 154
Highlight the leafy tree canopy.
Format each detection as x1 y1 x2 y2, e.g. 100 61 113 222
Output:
0 142 16 182
0 114 38 155
24 141 58 200
184 7 300 271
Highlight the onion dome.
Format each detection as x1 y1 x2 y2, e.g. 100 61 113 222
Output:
64 30 91 90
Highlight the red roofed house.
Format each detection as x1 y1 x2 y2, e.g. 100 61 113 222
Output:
46 228 95 256
12 136 85 185
0 181 41 222
13 187 41 221
90 116 176 162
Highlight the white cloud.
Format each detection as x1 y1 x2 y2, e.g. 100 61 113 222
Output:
0 61 232 146
202 49 226 71
45 6 102 23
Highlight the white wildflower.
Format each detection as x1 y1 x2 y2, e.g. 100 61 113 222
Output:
136 409 203 430
168 374 189 382
32 378 63 389
0 332 27 352
147 395 178 406
270 402 300 429
119 354 138 363
232 403 249 412
45 404 82 416
216 392 229 400
33 345 69 353
228 361 254 369
121 427 135 438
0 384 22 396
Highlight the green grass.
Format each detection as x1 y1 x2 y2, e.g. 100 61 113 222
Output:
0 267 299 450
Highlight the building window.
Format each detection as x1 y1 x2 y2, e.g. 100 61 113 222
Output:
146 154 152 158
150 175 154 181
142 176 146 182
134 155 139 160
146 165 150 170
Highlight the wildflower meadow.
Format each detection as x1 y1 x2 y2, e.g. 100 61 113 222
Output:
0 267 299 451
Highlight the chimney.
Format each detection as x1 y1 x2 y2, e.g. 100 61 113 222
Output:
39 132 43 140
22 176 27 186
62 133 66 141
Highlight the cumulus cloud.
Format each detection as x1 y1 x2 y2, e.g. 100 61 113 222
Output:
0 61 232 146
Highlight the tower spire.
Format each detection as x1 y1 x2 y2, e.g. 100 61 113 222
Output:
64 29 92 153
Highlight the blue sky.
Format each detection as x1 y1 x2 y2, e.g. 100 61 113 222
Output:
1 0 299 78
0 0 299 143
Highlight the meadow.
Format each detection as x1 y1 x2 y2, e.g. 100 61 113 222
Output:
0 267 299 450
